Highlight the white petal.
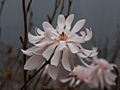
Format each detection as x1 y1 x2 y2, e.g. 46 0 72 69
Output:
60 78 72 83
28 33 43 44
70 19 86 35
81 48 98 57
62 49 71 71
68 51 75 70
69 78 75 87
67 34 85 43
35 27 44 35
42 21 55 31
34 39 54 47
24 55 45 70
85 28 92 41
65 14 74 30
48 65 58 80
59 41 67 50
67 43 79 53
21 46 39 56
42 43 58 60
74 80 80 87
57 14 65 29
77 53 88 58
51 45 62 66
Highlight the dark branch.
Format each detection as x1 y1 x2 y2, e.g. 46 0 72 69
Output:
27 0 32 14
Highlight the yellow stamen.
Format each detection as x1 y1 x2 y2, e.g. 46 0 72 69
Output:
59 32 68 40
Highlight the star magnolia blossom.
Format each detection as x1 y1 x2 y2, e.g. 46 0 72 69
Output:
85 57 117 89
22 14 97 80
61 65 90 87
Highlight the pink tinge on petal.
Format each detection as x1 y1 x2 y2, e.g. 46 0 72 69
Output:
97 69 104 89
21 46 38 56
85 28 92 41
67 34 85 43
65 14 74 30
57 14 65 29
69 19 86 36
42 21 55 31
28 33 44 44
51 45 62 66
61 48 71 71
24 55 45 70
35 27 44 35
42 43 58 60
67 43 80 53
48 65 58 80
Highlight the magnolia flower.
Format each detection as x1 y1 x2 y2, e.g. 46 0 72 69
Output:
85 57 117 89
22 14 97 80
60 65 90 87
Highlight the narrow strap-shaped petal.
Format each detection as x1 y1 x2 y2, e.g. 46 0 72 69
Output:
97 69 104 89
24 55 45 70
42 21 55 31
69 19 86 36
51 45 62 66
35 27 44 35
48 65 58 80
42 43 58 60
67 43 80 53
61 48 71 71
85 28 92 41
65 14 74 30
57 14 65 29
28 33 44 44
21 46 40 56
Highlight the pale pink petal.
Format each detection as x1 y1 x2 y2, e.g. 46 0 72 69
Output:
67 43 80 53
60 78 72 83
68 51 75 70
35 27 44 35
85 28 92 41
48 65 58 80
24 55 45 70
74 80 80 87
65 14 74 30
59 41 67 50
81 48 98 57
21 46 39 56
28 33 44 44
57 14 65 29
69 78 75 87
51 45 62 66
42 21 55 31
67 34 85 43
97 69 104 89
34 39 54 47
42 43 58 60
57 61 70 79
61 48 71 71
77 53 88 58
104 71 116 85
70 19 86 36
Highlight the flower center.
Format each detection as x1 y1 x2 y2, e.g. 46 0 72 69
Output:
59 32 68 40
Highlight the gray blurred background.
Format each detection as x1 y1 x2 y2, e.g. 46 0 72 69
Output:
1 0 120 48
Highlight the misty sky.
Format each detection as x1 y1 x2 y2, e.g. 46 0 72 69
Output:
1 0 120 48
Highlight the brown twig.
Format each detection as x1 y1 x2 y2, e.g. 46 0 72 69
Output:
60 0 64 14
27 0 32 14
22 0 28 88
47 0 61 24
113 66 120 90
20 60 50 90
67 0 72 16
